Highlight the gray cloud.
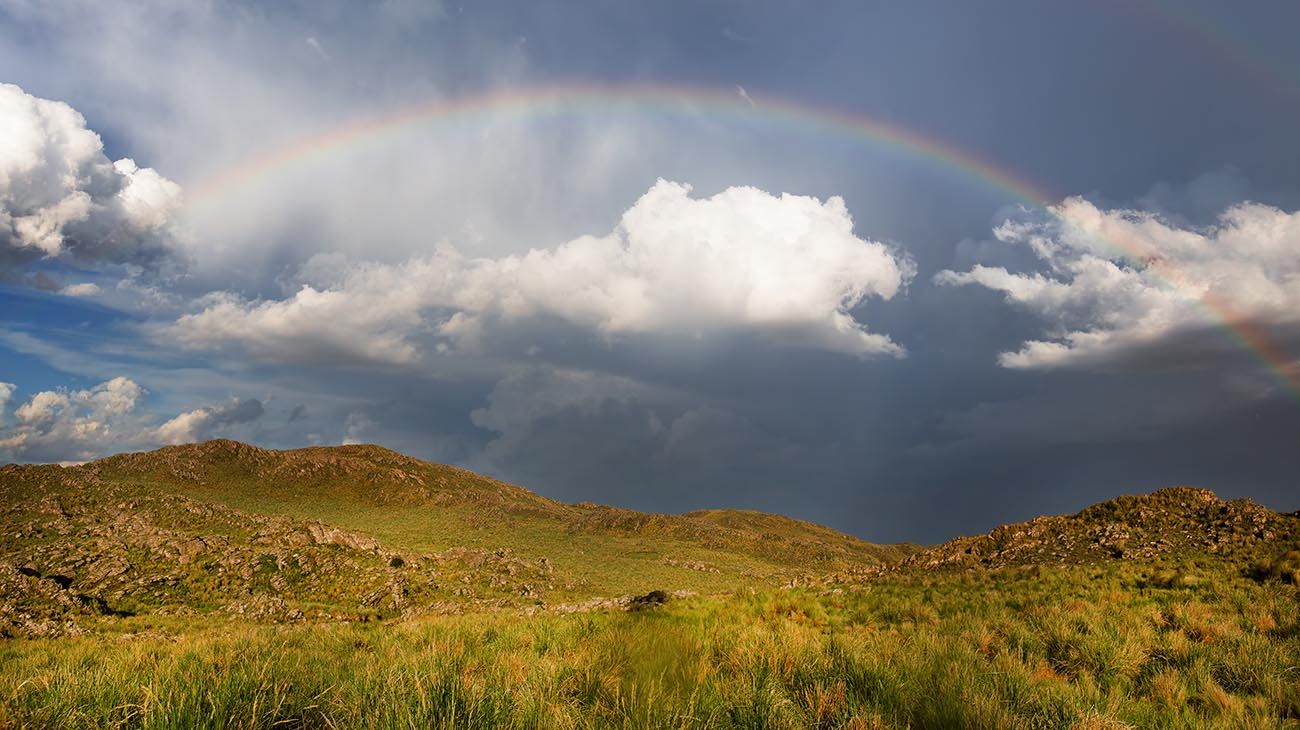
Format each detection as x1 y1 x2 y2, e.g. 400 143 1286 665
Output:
342 410 377 445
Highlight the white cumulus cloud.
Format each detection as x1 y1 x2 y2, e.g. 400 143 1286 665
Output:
151 398 265 445
0 377 266 462
0 83 182 278
936 198 1300 370
0 377 145 461
0 382 14 424
59 282 100 297
167 180 913 365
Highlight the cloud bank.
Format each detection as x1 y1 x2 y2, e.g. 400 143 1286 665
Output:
937 198 1300 370
0 377 145 461
169 180 914 364
0 377 266 463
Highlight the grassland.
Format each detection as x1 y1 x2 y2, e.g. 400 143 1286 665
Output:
3 556 1298 729
3 442 1299 727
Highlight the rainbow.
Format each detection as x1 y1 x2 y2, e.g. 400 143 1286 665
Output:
184 82 1054 207
183 82 1300 399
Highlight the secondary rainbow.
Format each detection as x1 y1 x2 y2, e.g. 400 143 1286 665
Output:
1125 0 1300 104
183 82 1300 399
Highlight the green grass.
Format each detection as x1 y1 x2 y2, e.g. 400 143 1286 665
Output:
163 490 790 596
4 559 1298 729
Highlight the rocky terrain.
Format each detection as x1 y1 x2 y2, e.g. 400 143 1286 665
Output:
898 487 1298 571
798 486 1300 589
0 465 556 637
0 440 912 637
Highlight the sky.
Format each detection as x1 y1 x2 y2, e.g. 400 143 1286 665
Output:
1 0 1299 543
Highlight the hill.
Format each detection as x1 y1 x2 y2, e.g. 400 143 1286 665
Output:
799 486 1300 589
0 439 914 636
898 486 1299 572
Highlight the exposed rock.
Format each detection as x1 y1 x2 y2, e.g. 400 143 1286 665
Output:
0 563 105 638
663 558 721 573
530 590 696 616
84 557 131 585
38 497 68 517
222 594 304 622
306 523 381 552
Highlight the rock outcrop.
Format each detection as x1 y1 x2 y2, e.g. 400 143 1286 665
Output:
899 487 1298 572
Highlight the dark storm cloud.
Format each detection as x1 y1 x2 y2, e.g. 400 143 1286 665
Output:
211 398 265 426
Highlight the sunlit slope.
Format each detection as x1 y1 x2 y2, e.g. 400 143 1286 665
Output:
897 486 1299 572
58 439 916 596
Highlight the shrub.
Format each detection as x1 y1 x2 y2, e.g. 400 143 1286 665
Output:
628 590 669 610
1249 549 1300 585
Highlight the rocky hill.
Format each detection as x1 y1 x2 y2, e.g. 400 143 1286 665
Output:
0 462 555 638
898 486 1299 572
88 440 910 567
798 487 1300 589
0 440 915 637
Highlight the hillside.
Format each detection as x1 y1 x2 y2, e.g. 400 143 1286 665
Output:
0 439 914 636
898 486 1300 572
799 486 1300 590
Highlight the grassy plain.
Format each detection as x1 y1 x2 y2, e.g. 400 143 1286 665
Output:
3 557 1298 729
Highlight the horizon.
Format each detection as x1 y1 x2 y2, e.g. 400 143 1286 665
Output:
2 1 1299 544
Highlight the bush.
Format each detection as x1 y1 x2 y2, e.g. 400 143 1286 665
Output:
1249 549 1300 585
628 589 669 610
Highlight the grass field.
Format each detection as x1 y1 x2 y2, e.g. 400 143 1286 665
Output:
3 557 1297 729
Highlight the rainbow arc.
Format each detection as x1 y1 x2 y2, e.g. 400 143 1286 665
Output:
182 82 1300 399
